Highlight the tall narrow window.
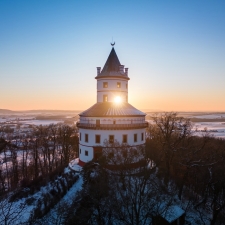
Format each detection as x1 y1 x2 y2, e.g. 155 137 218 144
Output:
103 95 108 102
126 83 128 89
85 150 88 156
80 133 81 141
80 149 81 154
96 119 100 127
122 134 127 143
95 135 101 144
85 134 88 142
109 135 114 144
103 82 108 88
134 133 137 142
117 82 121 88
141 132 144 141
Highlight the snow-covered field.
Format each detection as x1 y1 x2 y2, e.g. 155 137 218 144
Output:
193 122 225 138
190 113 225 119
147 113 225 139
190 113 225 138
0 118 6 123
19 119 63 126
0 118 62 126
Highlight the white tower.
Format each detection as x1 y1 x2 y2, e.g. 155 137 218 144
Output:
77 45 148 166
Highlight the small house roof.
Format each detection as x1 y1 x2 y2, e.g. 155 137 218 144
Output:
162 205 185 223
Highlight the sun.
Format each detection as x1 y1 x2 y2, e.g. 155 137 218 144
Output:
114 96 122 104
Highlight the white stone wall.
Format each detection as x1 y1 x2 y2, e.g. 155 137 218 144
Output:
96 78 128 103
79 145 94 163
79 128 145 163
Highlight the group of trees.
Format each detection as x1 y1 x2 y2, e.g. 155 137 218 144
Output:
146 113 225 224
66 147 178 225
0 123 79 196
0 125 14 134
66 112 225 225
1 113 225 225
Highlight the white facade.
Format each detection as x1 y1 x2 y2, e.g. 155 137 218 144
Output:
77 46 147 166
97 77 128 103
79 128 146 163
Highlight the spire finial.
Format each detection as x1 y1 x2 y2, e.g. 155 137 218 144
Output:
111 42 115 47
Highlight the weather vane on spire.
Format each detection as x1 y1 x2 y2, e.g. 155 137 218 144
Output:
111 37 115 46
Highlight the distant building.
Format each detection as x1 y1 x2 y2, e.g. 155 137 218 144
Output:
77 45 148 166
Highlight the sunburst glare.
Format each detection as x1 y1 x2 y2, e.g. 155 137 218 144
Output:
114 96 122 104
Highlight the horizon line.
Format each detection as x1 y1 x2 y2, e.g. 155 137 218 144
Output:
1 108 225 113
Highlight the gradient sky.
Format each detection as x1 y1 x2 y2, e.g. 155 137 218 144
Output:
0 0 225 111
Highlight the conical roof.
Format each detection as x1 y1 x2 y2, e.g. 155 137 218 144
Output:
96 47 129 79
79 102 146 117
101 48 120 74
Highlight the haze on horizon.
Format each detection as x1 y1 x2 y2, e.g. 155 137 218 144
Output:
0 1 225 112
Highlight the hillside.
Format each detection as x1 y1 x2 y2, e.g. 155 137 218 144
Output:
0 109 15 114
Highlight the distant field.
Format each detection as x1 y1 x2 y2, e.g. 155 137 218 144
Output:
145 112 225 139
0 111 80 126
1 111 225 139
145 112 225 119
189 118 225 122
36 115 74 120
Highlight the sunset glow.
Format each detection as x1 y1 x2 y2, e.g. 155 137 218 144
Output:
114 96 122 104
0 1 225 111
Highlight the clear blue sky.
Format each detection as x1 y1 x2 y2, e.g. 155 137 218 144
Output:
0 0 225 111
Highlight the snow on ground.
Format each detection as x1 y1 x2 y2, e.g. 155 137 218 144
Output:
58 175 83 204
0 149 33 171
0 167 83 225
0 118 7 123
0 187 44 224
148 114 225 139
39 175 83 224
69 158 82 172
19 119 63 126
191 113 225 119
193 122 225 138
0 117 63 126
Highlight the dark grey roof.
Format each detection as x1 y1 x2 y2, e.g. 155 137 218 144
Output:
79 102 146 117
96 48 129 79
102 47 120 73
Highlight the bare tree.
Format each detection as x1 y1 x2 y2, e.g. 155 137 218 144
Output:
0 194 26 225
104 145 176 225
146 112 192 181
